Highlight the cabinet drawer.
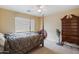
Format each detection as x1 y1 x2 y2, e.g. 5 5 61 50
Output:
62 36 79 43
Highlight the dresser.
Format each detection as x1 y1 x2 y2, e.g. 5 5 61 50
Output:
61 14 79 45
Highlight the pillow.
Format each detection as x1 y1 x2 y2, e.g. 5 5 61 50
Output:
0 33 6 51
0 33 4 37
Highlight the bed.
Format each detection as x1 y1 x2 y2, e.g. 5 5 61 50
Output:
3 31 47 54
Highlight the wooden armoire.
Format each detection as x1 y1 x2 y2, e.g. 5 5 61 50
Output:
61 14 79 45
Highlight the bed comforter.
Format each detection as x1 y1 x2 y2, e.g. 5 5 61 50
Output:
4 32 44 53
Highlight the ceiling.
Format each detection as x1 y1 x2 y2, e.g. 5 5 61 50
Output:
0 5 79 16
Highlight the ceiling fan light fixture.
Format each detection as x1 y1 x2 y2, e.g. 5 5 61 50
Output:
37 9 42 13
27 10 31 12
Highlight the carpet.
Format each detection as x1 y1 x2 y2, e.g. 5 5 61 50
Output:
29 47 56 54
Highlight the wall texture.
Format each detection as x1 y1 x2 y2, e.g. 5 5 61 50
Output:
0 8 41 33
44 8 79 42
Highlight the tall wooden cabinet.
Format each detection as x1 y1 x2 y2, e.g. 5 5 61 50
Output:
61 14 79 45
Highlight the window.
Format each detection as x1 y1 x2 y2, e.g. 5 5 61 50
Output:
15 17 35 32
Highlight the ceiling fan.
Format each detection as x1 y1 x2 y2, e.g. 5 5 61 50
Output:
27 5 46 15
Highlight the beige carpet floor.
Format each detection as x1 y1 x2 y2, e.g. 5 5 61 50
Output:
29 47 57 54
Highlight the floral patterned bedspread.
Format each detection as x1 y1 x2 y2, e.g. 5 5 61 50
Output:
4 32 44 53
